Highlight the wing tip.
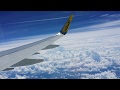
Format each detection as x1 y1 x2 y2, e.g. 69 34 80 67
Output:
60 14 73 35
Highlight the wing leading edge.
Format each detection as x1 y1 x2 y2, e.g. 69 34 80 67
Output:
0 14 73 71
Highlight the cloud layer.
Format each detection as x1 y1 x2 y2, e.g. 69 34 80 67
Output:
0 19 120 79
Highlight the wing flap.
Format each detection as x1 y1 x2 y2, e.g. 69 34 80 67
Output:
3 68 14 71
33 52 40 55
11 58 44 67
42 44 59 50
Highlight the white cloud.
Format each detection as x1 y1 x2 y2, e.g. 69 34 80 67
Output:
0 74 8 79
81 70 117 79
100 14 120 18
89 20 120 28
100 14 110 17
70 18 120 33
108 14 120 18
15 75 27 79
0 21 120 79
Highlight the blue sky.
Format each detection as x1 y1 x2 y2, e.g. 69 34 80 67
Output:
0 11 120 42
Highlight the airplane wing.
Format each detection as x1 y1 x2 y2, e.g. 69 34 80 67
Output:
0 14 73 71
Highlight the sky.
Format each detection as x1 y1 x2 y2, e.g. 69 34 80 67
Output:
0 11 120 43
